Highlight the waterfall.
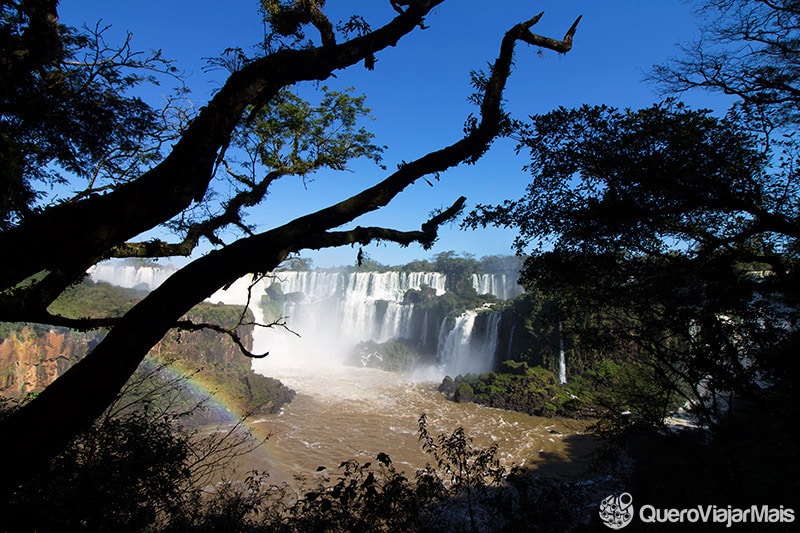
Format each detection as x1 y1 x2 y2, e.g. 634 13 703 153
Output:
471 273 524 300
437 312 478 375
268 271 447 345
482 312 501 369
89 265 506 377
558 321 567 384
89 263 177 290
419 309 429 349
436 311 500 375
506 322 516 360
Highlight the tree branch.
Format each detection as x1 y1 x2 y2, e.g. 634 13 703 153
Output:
516 12 581 53
0 9 580 494
0 0 446 291
173 320 271 359
302 196 466 251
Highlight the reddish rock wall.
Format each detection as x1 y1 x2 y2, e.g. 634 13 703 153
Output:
0 327 97 396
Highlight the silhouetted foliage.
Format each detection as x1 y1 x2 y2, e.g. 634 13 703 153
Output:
0 399 594 532
0 358 263 532
0 3 581 491
466 0 800 511
469 100 799 429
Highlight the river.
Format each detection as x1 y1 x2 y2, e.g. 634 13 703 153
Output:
237 326 597 486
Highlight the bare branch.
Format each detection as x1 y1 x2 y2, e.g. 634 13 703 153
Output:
303 196 466 251
173 320 270 359
517 13 582 53
0 1 447 291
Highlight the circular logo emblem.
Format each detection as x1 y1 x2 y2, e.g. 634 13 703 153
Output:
599 492 634 529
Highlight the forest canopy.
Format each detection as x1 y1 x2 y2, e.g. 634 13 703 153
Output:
467 0 799 444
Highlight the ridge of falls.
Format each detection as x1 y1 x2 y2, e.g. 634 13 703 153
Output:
210 271 499 377
471 273 524 301
273 271 447 346
89 263 178 290
88 265 523 377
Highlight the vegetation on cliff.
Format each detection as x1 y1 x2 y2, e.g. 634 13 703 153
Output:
1 279 294 418
440 361 584 418
347 340 418 372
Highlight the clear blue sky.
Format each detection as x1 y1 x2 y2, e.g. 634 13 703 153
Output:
59 1 733 268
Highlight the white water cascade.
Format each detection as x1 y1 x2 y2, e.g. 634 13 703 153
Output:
208 270 509 377
558 321 567 384
88 265 511 376
437 311 478 375
267 270 447 346
471 273 524 300
436 311 501 375
86 265 597 483
88 263 178 290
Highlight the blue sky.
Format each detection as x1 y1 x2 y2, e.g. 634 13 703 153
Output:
58 1 734 268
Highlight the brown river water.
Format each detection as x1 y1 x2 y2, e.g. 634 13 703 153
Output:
235 329 597 486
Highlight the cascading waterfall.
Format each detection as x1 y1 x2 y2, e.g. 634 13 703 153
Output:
558 321 567 384
471 273 524 300
419 309 429 349
90 265 519 376
436 311 501 375
437 312 479 375
272 271 447 345
482 312 502 369
89 263 178 290
212 270 511 376
85 264 596 486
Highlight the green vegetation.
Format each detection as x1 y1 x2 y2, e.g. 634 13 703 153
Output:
5 0 800 526
347 340 419 372
260 282 286 323
439 361 589 419
168 358 294 418
463 0 800 511
2 280 294 417
48 278 149 318
400 252 523 276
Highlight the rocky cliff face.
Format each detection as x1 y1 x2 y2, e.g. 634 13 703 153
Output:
0 327 100 396
0 322 249 398
0 303 289 414
151 315 254 367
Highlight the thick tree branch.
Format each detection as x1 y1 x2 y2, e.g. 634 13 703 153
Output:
302 196 466 251
0 0 445 291
110 167 287 258
517 12 581 53
0 9 580 495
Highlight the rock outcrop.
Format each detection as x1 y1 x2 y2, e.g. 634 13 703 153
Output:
1 303 294 415
0 326 100 396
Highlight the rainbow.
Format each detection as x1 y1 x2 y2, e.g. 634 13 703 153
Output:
152 360 243 425
135 358 275 463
